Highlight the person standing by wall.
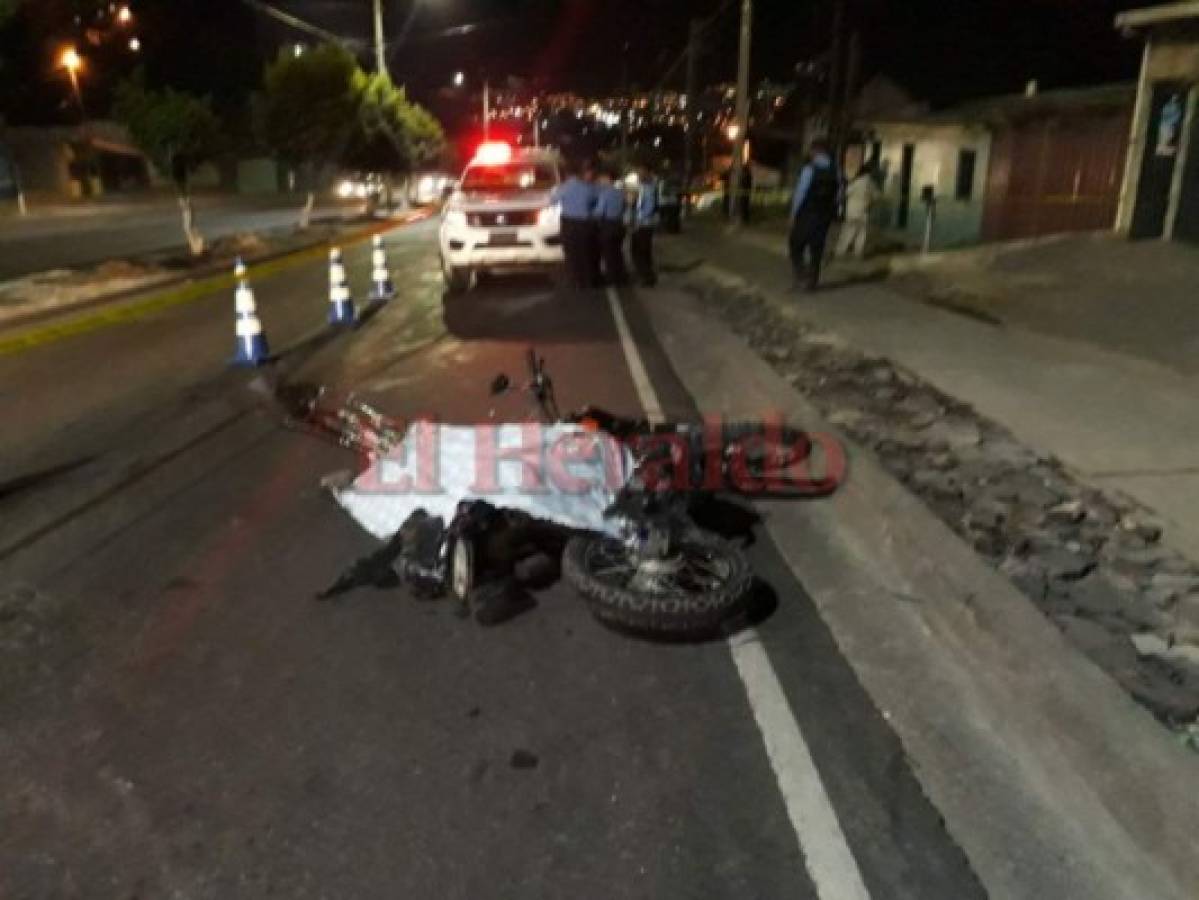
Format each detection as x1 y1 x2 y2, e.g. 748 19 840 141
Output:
835 165 880 258
552 159 597 289
593 167 629 285
631 166 659 287
788 139 840 291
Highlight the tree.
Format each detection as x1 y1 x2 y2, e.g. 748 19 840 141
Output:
343 69 445 207
258 43 359 229
344 69 444 172
114 73 222 255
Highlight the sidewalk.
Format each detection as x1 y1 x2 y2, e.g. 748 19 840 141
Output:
661 221 1199 745
670 223 1199 564
644 283 1199 900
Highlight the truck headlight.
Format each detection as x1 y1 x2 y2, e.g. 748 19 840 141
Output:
444 209 467 227
336 179 354 199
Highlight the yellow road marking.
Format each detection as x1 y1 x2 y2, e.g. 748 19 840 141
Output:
0 216 425 358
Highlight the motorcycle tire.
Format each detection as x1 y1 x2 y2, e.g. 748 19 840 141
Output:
562 529 753 636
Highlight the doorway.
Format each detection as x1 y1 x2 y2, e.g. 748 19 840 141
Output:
1130 81 1187 238
897 143 915 228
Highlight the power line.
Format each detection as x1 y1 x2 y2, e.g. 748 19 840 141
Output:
239 0 364 49
652 0 737 92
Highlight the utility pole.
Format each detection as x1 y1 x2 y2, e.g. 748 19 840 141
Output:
827 0 846 155
372 0 387 76
483 78 491 139
842 29 861 160
620 42 630 169
728 0 752 231
683 18 702 203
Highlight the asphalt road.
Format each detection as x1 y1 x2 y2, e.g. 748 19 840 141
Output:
0 196 358 280
0 219 984 898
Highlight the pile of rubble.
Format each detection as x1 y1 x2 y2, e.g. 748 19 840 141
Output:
682 276 1199 744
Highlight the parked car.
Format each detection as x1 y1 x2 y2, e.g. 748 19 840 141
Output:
409 171 455 206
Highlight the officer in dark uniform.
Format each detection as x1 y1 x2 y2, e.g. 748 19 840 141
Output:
630 166 659 287
592 167 629 285
552 159 597 289
788 139 840 291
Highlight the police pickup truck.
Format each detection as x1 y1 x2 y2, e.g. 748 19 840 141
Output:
439 143 565 292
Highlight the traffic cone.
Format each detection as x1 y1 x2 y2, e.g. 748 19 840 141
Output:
328 246 356 325
232 258 270 367
369 234 395 301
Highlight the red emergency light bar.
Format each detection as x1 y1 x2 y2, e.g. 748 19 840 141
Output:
472 141 513 165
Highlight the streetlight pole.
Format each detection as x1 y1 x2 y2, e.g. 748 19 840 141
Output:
372 0 387 75
61 48 84 117
728 0 752 230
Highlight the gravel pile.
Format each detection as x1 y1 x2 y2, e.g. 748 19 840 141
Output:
682 275 1199 743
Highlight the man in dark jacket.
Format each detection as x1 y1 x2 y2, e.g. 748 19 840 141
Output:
592 167 629 285
788 139 840 291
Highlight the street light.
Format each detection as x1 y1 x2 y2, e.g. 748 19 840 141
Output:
128 36 141 52
60 46 84 111
116 5 133 25
60 46 82 73
451 71 491 140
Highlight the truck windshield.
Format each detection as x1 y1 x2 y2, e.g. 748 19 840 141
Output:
461 163 557 192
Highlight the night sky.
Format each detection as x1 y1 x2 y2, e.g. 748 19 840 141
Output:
277 0 1148 102
0 0 1153 125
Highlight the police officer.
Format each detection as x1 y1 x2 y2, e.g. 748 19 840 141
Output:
630 166 659 287
551 158 597 289
788 139 840 291
592 167 629 285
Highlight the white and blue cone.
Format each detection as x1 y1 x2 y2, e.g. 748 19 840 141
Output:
328 246 356 325
232 259 270 367
369 234 395 301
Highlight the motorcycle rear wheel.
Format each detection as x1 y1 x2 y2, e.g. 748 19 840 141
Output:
562 530 752 636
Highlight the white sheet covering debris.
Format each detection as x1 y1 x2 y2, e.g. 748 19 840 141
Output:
336 423 634 538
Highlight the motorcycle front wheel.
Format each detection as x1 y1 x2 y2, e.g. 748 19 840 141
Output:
562 530 752 636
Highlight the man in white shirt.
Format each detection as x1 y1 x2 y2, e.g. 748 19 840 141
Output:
835 167 880 258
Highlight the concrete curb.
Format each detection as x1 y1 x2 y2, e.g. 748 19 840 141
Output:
643 285 1199 899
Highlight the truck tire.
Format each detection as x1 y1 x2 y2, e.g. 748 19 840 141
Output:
442 256 471 293
562 530 752 636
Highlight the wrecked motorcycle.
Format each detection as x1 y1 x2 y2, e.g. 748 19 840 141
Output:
486 347 832 634
306 347 835 635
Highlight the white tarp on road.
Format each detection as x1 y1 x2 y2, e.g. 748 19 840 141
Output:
336 422 634 539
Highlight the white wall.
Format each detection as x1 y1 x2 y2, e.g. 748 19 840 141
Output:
869 122 992 248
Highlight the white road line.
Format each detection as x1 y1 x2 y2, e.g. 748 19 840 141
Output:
728 632 873 900
605 287 665 424
605 285 873 900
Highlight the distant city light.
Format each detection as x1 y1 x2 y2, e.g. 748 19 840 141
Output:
726 123 741 141
60 47 82 72
653 136 662 148
293 43 304 57
116 5 133 24
453 71 465 87
128 36 140 52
